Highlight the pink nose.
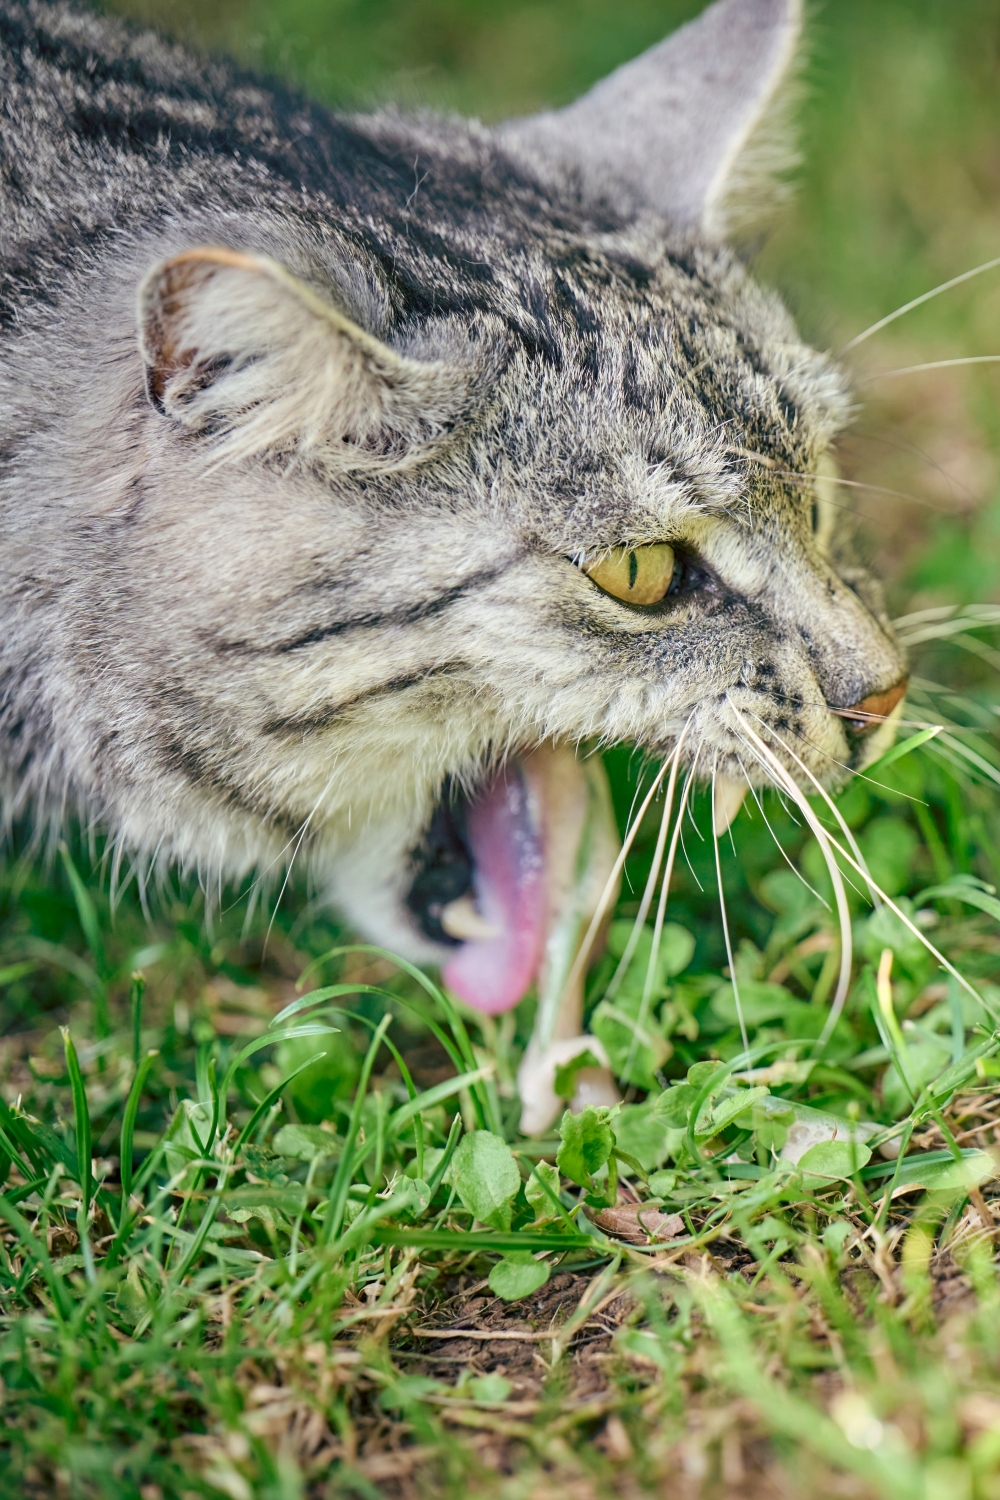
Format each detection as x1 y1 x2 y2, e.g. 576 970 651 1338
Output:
834 678 908 735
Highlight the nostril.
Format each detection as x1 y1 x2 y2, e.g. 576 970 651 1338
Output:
832 677 908 736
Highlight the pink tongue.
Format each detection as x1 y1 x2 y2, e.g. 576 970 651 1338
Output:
442 764 545 1015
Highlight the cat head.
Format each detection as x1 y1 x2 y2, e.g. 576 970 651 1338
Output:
7 0 906 1016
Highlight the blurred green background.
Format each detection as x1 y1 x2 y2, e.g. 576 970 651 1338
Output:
99 0 1000 603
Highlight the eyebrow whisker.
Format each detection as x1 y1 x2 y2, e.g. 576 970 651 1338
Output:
840 254 1000 352
860 355 1000 382
774 467 954 515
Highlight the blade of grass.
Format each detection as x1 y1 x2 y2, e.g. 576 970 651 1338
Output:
129 971 146 1070
207 1021 339 1152
61 1027 96 1283
59 843 109 1041
233 1050 329 1156
375 1228 594 1252
119 1049 159 1207
388 1066 494 1140
298 947 498 1131
61 1027 91 1217
322 1013 391 1246
301 1006 426 1168
0 1195 71 1321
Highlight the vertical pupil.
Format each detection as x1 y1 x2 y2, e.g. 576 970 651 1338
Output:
811 502 819 534
628 551 638 589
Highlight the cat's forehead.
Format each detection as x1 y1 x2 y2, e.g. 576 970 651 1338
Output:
472 232 849 547
341 120 850 543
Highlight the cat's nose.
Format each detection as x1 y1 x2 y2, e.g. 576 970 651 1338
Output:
832 677 908 736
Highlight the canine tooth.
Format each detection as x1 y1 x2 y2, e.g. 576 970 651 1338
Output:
517 744 623 1133
516 1034 618 1137
712 773 747 837
439 895 499 942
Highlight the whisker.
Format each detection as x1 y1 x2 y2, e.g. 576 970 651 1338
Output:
772 467 953 516
776 788 800 826
768 697 936 734
845 427 980 506
713 759 749 1058
728 702 853 1042
686 787 705 840
840 254 1000 352
678 815 704 892
735 753 831 912
623 758 657 845
603 735 687 1003
770 714 939 808
621 764 697 1079
894 603 1000 632
262 768 340 953
558 724 688 1009
794 790 994 1023
861 355 1000 382
763 685 935 733
743 709 879 908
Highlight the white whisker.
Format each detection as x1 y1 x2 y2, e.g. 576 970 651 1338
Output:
603 728 689 1003
735 753 830 911
621 764 697 1079
773 714 938 806
743 717 886 904
603 789 672 999
686 787 706 840
713 759 749 1057
841 255 1000 351
819 815 991 1023
262 769 340 952
728 702 853 1043
773 467 951 516
744 709 878 909
861 355 1000 382
558 724 687 1008
678 811 704 892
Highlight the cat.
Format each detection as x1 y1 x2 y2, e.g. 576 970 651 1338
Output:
0 0 907 1123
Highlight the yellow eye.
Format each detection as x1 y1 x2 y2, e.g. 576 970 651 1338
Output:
584 543 676 606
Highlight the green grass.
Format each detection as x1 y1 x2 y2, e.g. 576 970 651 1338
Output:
4 1 1000 1496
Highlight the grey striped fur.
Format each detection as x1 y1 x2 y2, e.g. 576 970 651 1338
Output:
0 0 905 962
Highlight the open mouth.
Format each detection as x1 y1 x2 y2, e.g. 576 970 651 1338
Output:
406 764 545 1016
407 744 621 1016
406 743 623 1130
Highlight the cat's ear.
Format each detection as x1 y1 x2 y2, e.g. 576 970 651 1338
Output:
138 247 469 468
499 0 802 238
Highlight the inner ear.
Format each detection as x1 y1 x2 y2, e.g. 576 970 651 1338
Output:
498 0 803 237
139 247 261 413
137 246 470 469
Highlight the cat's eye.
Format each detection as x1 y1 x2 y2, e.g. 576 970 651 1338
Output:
584 543 676 606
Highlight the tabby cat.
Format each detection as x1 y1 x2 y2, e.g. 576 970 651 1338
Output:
0 0 907 1123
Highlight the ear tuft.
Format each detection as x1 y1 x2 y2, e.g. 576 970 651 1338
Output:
138 248 470 470
498 0 803 239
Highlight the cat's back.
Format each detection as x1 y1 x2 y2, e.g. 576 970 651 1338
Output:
0 1 400 284
0 0 536 338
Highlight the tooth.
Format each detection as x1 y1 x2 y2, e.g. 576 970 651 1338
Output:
517 744 624 1134
439 895 500 942
516 1034 619 1136
713 773 747 837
